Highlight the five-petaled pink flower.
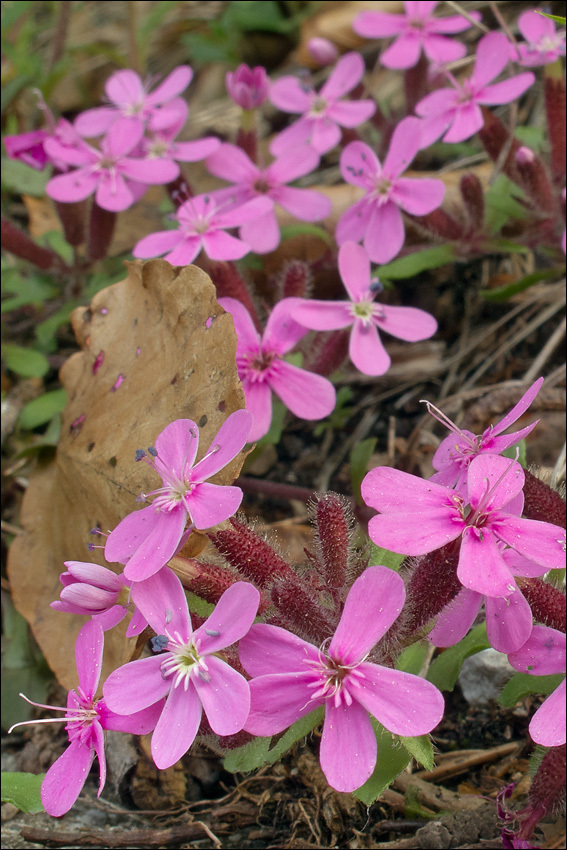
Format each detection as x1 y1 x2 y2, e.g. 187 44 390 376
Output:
9 621 163 817
140 98 220 165
45 122 179 211
226 64 270 109
292 242 437 375
133 193 272 264
513 10 566 67
239 566 445 792
415 32 535 148
218 297 336 441
206 143 331 254
74 66 192 138
104 410 253 582
353 1 481 70
426 378 544 492
269 51 376 156
103 569 260 769
508 625 566 748
362 454 566 598
336 117 446 264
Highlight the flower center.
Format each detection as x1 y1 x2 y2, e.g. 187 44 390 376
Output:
239 348 278 382
160 635 210 689
310 96 327 115
253 177 271 194
148 138 170 158
303 646 367 709
349 300 384 327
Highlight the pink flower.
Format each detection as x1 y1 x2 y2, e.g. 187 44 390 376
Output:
74 66 193 138
45 122 179 211
103 569 260 769
51 560 148 636
140 99 220 164
218 297 336 441
3 129 50 170
426 378 544 492
415 32 535 148
307 38 339 67
8 621 163 816
269 52 376 156
105 410 253 582
292 242 437 375
353 1 481 70
514 10 566 67
133 193 272 264
335 117 446 264
508 625 566 747
205 143 331 254
361 454 566 598
226 64 270 109
239 566 444 792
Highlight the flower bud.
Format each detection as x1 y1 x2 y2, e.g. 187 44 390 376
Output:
226 65 270 110
307 37 339 67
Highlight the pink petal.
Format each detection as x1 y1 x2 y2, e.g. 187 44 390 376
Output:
194 582 260 654
206 143 258 182
119 156 179 184
383 117 422 177
502 549 549 579
292 300 352 331
268 360 336 421
146 65 193 106
419 111 455 148
429 588 482 647
340 141 379 189
320 700 377 792
354 662 445 735
415 87 457 118
391 177 445 215
246 672 323 735
309 118 342 154
125 606 148 637
133 229 183 259
46 169 98 203
149 98 189 132
326 98 377 128
173 136 221 162
353 12 406 38
74 107 118 137
335 198 372 245
102 118 144 157
105 69 144 107
193 655 250 735
380 32 423 69
267 146 320 183
95 173 134 212
495 516 566 571
376 304 438 341
362 467 453 512
269 119 314 157
490 378 544 436
58 583 115 614
41 741 94 817
154 419 200 478
217 297 261 352
368 509 462 555
442 102 484 143
478 73 535 106
470 32 511 88
239 210 281 254
64 560 122 590
185 482 244 529
151 683 202 769
422 34 467 65
405 1 437 17
44 136 94 167
338 240 372 301
239 623 320 677
529 680 566 747
518 10 556 43
432 11 481 33
105 505 161 564
94 605 128 631
242 380 273 441
120 506 188 582
90 720 106 795
103 654 169 714
129 567 192 639
485 588 534 653
164 237 202 265
269 77 312 113
467 455 524 513
202 230 250 261
349 320 391 376
363 201 405 265
320 51 365 100
458 526 515 597
272 186 331 222
509 626 566 676
99 698 164 735
329 566 405 663
75 621 104 700
482 422 540 455
264 297 310 354
192 409 253 480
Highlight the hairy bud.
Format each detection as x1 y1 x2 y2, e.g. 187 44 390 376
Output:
208 517 295 587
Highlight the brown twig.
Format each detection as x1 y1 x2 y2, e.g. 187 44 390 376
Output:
20 822 212 848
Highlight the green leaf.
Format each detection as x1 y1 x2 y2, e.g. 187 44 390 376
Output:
1 773 45 813
368 542 405 571
501 440 527 469
480 267 562 301
186 592 214 618
1 271 57 313
485 175 528 235
279 223 333 247
0 157 51 196
2 598 52 731
223 707 324 773
313 387 353 436
536 11 565 23
254 398 287 446
354 721 412 805
35 301 77 351
396 642 429 675
498 672 564 708
350 437 376 505
3 344 49 378
427 623 490 692
400 734 435 771
19 388 67 430
514 126 546 153
37 230 74 265
377 245 456 280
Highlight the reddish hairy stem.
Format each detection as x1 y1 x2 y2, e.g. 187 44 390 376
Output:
87 202 117 262
1 218 66 271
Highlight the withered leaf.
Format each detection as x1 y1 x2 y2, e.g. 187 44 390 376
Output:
8 259 246 689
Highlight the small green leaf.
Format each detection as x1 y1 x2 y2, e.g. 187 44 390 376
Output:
498 672 564 708
264 707 324 763
3 344 49 378
536 11 565 23
485 175 528 235
0 157 51 196
1 772 45 813
186 593 214 618
354 721 411 805
368 542 405 571
1 272 57 313
400 734 435 771
377 245 456 280
480 267 562 301
514 126 546 153
279 223 333 247
254 398 287 446
35 301 77 351
19 388 67 430
223 708 324 773
502 440 527 469
427 623 490 692
350 437 376 505
396 642 429 675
